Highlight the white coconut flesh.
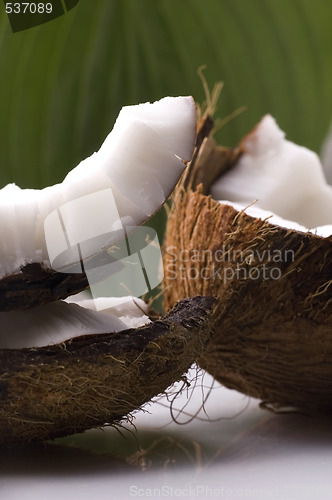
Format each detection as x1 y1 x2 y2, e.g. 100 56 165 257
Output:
210 114 332 236
0 96 196 348
0 95 196 278
0 296 151 349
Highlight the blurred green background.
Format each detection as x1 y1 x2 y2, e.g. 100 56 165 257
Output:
0 0 332 241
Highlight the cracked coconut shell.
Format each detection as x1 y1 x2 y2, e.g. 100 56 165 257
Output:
0 295 214 448
163 116 332 413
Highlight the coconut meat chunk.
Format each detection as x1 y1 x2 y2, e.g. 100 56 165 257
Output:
0 96 196 279
65 294 151 327
210 114 332 230
112 95 197 162
0 296 151 349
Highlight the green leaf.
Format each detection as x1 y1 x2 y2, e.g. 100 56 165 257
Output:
0 0 331 189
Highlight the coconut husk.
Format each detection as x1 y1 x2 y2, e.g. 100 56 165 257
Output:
163 117 332 413
0 295 214 448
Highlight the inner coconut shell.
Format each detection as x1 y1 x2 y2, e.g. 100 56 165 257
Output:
163 117 332 413
0 262 89 312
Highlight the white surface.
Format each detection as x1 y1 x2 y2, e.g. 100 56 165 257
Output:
1 368 331 499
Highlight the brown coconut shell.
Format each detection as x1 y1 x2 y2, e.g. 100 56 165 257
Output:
163 117 332 413
0 295 214 448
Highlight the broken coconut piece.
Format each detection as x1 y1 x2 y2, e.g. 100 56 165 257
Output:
210 114 332 228
0 96 196 311
163 115 332 413
65 293 151 325
0 296 214 448
0 296 151 348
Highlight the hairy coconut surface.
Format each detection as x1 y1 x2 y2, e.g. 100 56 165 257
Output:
163 117 332 413
0 296 214 448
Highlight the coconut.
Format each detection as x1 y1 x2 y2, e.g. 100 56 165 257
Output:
0 96 214 447
0 95 196 311
163 114 332 413
0 295 214 448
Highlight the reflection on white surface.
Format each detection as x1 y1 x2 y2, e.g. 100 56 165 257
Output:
1 368 332 500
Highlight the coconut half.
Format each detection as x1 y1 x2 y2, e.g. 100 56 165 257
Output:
164 114 332 413
0 96 213 447
0 295 214 448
